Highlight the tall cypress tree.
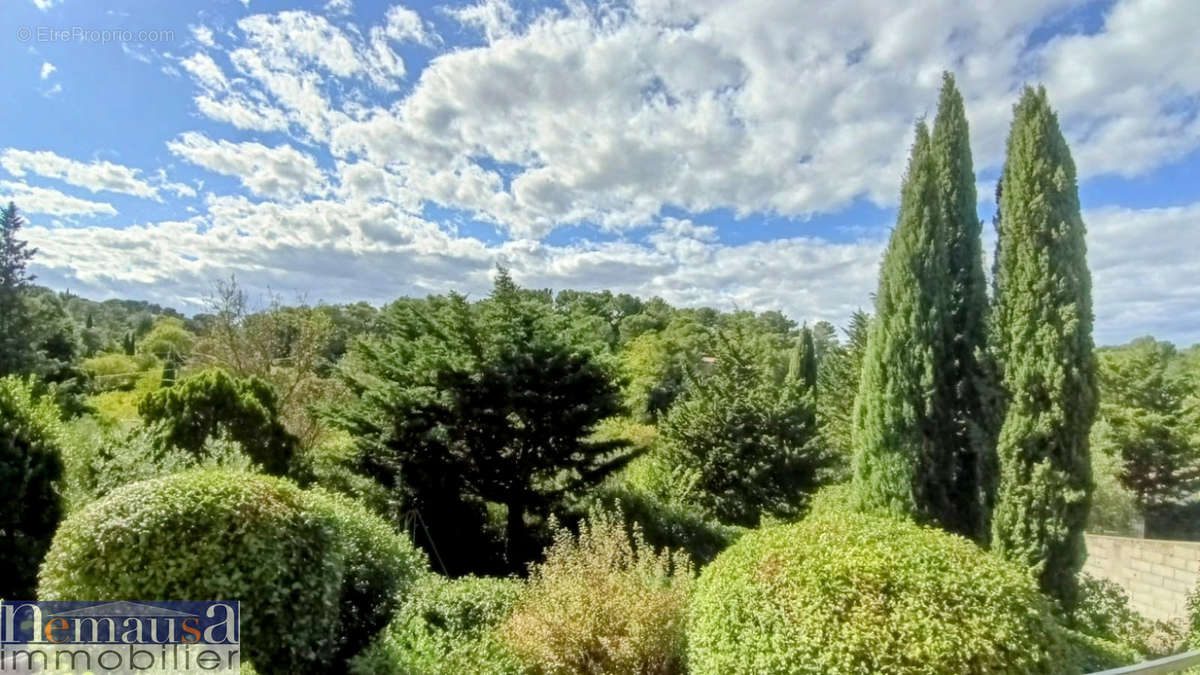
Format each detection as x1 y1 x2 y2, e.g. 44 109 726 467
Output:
990 86 1097 610
788 324 818 393
0 202 36 376
852 121 955 524
930 73 996 542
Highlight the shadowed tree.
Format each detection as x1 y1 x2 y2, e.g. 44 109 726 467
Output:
930 73 997 542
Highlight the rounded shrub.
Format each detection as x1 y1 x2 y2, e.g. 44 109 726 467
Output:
351 575 525 675
38 469 344 674
0 376 64 600
686 512 1069 674
303 488 428 665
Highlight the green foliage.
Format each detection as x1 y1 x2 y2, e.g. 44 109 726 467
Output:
1073 573 1185 659
816 310 868 475
88 365 162 423
38 470 345 673
351 575 525 675
58 416 253 513
138 368 297 475
1087 440 1140 536
853 122 965 531
1061 629 1142 673
290 429 391 515
303 488 429 666
662 326 829 527
686 512 1069 674
82 352 144 392
139 316 195 361
0 376 64 599
333 269 634 574
620 316 710 421
502 509 692 675
0 203 37 377
1094 338 1200 509
990 86 1098 610
1191 582 1200 650
930 73 997 542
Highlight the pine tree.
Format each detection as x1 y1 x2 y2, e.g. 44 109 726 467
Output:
0 203 36 376
852 121 956 525
990 86 1097 610
930 73 996 542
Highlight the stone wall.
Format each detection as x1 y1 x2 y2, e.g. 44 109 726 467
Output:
1083 534 1200 622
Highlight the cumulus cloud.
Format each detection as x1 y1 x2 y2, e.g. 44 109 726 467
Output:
166 132 327 199
40 62 56 80
0 181 117 217
13 0 1200 345
0 149 188 201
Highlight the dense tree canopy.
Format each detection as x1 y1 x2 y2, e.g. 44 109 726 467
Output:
138 368 297 475
333 269 636 573
1094 338 1200 510
663 325 829 526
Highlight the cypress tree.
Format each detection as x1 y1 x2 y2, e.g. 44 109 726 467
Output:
930 73 996 542
0 203 36 376
852 121 955 524
990 86 1097 610
788 324 818 393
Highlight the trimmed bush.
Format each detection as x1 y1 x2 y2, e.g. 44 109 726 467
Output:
0 376 64 599
687 512 1069 674
38 470 345 674
502 510 692 674
304 488 428 665
351 575 525 675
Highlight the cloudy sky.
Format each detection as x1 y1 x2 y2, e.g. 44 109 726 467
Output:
2 0 1197 345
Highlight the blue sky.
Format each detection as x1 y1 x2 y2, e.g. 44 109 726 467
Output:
1 0 1198 345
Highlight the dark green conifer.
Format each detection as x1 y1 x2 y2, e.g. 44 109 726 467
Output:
990 86 1097 610
852 121 955 524
930 73 996 542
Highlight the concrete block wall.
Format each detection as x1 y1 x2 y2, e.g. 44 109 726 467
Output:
1083 534 1200 622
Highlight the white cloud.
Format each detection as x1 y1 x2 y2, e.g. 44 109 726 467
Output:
0 149 183 200
191 25 216 48
30 0 60 10
40 62 56 80
15 0 1200 345
194 94 291 133
179 52 228 91
325 0 353 16
1037 0 1200 177
1085 202 1200 345
445 0 519 43
167 132 327 200
0 181 117 217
